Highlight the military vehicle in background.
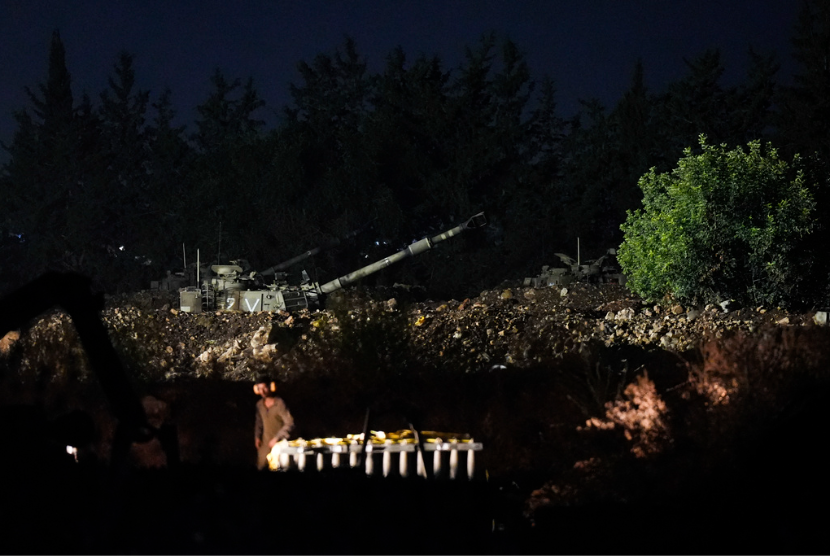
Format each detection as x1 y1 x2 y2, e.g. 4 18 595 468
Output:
179 212 487 313
524 247 626 288
523 264 575 288
151 226 369 293
150 269 192 292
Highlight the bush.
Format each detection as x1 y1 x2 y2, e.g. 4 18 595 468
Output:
618 136 815 307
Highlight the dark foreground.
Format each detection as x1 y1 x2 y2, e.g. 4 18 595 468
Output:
1 432 828 555
2 460 493 554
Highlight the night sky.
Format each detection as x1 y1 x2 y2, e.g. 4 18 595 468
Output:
0 0 799 162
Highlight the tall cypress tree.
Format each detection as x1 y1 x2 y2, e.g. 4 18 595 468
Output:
94 51 159 288
613 60 658 199
367 47 451 236
145 88 191 262
99 52 149 183
731 49 779 145
281 37 379 278
560 98 620 249
657 49 733 155
189 70 267 265
502 75 568 271
28 30 74 138
1 30 88 282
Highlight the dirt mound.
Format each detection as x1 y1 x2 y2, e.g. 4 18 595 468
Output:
5 282 824 394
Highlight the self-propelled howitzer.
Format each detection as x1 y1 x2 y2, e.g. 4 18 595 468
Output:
523 247 627 288
179 212 486 313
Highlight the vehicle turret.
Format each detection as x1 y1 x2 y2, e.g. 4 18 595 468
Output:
523 247 626 288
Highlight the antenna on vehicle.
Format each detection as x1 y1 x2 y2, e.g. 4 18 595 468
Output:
577 237 581 267
217 221 222 264
182 243 186 275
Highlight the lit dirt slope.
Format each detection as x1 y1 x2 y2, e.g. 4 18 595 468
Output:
6 282 817 381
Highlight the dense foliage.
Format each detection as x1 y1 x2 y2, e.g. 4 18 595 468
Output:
618 138 815 306
2 1 830 304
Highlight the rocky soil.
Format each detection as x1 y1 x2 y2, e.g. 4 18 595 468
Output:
6 281 817 381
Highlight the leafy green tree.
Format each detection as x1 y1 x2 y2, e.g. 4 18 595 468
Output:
557 52 778 265
619 137 815 307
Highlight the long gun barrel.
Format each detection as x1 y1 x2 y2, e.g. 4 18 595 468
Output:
259 246 327 276
259 224 369 276
318 212 486 294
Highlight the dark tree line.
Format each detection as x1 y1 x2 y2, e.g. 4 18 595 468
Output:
2 2 830 300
